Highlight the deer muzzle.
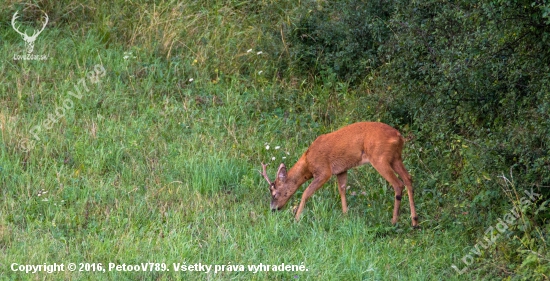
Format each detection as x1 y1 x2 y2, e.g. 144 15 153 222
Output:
270 201 282 211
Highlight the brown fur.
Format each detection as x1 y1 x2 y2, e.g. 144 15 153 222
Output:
264 122 418 227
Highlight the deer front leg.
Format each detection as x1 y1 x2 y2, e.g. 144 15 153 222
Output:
336 172 348 214
294 174 331 221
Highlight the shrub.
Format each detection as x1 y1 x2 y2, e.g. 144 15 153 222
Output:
288 0 394 84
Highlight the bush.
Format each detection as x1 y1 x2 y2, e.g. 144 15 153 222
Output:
379 0 550 187
288 0 394 84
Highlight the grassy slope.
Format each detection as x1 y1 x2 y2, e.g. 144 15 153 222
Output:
0 1 516 280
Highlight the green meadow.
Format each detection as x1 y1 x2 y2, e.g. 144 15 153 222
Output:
1 1 548 280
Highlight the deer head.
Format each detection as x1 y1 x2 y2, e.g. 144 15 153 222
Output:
12 11 49 54
259 162 296 211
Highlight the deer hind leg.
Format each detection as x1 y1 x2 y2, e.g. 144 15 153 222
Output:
370 160 405 226
294 173 331 221
391 159 418 227
336 172 348 214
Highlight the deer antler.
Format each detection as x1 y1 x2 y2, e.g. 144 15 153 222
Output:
259 162 272 185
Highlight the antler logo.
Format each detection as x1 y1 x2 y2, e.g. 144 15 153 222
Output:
11 11 49 54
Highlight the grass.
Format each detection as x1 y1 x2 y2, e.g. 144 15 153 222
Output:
0 0 540 280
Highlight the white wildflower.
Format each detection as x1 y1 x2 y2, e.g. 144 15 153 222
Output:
123 51 136 60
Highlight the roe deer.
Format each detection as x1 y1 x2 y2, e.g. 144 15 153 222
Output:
260 122 418 227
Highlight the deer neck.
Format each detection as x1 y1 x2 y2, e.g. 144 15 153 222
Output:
285 154 313 195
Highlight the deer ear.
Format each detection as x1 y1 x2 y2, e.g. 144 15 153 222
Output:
277 163 287 181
